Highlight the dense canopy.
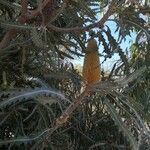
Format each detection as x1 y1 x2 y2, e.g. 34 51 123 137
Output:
0 0 149 149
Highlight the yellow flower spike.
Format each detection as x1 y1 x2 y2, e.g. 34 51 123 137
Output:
82 38 101 85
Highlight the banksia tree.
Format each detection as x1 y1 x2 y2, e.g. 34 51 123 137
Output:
0 0 149 149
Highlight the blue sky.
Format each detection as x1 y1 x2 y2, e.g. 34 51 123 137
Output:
72 20 137 72
71 2 149 72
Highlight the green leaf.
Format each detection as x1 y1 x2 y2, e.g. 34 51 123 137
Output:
0 21 36 30
104 98 138 150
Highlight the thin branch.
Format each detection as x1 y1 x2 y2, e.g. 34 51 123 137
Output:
0 0 114 51
0 0 29 51
47 2 114 33
27 0 53 20
0 0 52 50
55 86 91 126
20 0 28 15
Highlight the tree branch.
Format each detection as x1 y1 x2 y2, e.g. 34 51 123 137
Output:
0 0 29 51
47 6 113 33
0 0 53 51
0 0 113 52
20 0 28 15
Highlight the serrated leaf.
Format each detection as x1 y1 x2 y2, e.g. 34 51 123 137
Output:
0 21 36 30
78 0 97 20
0 88 70 109
104 98 138 150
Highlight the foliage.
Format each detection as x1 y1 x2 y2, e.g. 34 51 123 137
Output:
0 0 150 149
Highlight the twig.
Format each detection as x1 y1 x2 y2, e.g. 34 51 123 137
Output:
0 0 114 50
0 0 52 50
0 0 29 51
47 2 114 33
20 0 28 15
55 86 91 126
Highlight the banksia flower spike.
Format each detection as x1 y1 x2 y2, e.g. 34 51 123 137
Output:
82 38 101 85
